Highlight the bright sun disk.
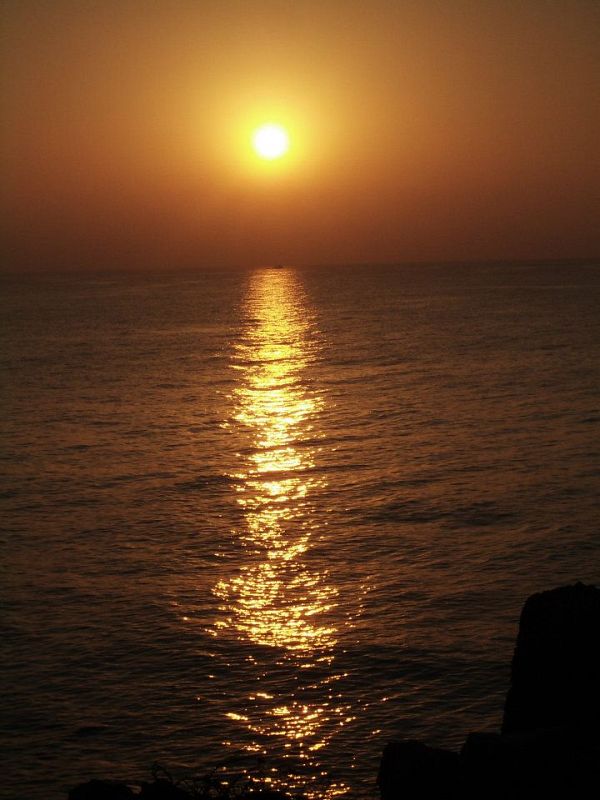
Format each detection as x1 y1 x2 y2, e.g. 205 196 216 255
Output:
252 124 290 160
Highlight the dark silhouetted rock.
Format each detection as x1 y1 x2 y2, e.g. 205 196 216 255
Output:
461 727 600 797
139 779 191 800
502 581 600 735
377 739 461 799
378 582 600 799
69 780 135 800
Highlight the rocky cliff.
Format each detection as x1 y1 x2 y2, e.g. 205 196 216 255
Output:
378 582 600 799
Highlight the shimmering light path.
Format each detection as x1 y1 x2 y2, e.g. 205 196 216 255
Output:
214 270 351 796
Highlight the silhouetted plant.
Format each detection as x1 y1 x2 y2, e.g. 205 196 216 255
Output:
149 761 304 799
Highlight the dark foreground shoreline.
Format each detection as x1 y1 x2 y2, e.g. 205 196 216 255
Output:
69 583 599 800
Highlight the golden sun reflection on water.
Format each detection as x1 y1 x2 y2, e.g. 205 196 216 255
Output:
217 270 336 652
214 270 351 797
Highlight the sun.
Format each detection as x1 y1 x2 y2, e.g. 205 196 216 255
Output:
252 123 290 160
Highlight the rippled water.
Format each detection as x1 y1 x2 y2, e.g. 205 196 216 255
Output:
2 262 599 799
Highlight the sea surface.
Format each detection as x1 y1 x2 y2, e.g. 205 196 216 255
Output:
2 262 599 799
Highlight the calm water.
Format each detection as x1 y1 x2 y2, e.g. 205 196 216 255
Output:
2 263 599 799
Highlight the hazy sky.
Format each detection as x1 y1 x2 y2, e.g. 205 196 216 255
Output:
2 0 599 269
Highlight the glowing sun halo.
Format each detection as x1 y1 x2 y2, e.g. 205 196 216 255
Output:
252 123 290 160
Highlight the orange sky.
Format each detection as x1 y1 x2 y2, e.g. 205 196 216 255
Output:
2 0 598 270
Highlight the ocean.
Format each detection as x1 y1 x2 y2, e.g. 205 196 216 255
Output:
2 262 599 799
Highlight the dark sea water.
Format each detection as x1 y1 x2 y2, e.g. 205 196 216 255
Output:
2 262 599 799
